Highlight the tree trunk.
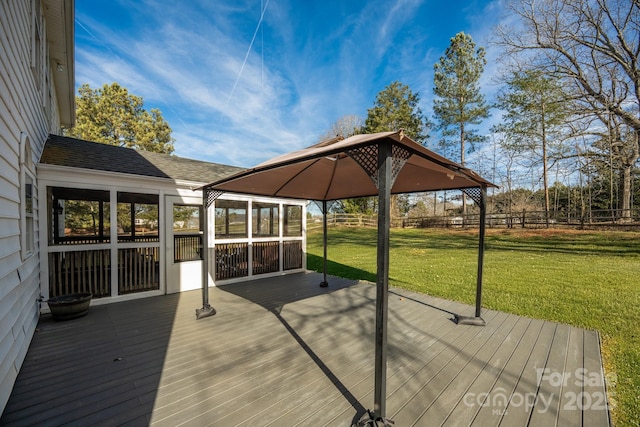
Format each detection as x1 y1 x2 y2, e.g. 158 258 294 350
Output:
461 123 467 217
620 165 632 220
620 132 640 221
541 105 550 228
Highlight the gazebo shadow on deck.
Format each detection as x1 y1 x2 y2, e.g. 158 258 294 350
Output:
218 270 610 426
218 271 372 424
216 269 476 426
306 253 462 320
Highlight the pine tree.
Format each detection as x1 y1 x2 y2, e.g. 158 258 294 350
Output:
66 83 174 154
433 32 489 214
362 81 429 217
363 81 428 145
493 69 570 227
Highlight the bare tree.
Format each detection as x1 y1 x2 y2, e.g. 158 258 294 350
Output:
495 0 640 218
317 114 364 142
495 0 639 128
590 110 640 220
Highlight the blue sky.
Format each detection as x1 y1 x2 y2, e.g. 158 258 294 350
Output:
75 0 505 169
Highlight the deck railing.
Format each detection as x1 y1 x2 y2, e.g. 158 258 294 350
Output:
118 247 160 294
48 240 303 296
252 241 279 275
174 234 202 262
214 240 304 280
215 243 249 280
283 241 303 270
48 247 160 298
48 250 111 298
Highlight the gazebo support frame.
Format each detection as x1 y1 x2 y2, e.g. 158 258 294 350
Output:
454 186 487 326
347 141 410 423
318 200 330 287
195 188 222 320
196 131 495 423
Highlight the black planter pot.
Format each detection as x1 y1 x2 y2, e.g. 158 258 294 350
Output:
47 293 92 320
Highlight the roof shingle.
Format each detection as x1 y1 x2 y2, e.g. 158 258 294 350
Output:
40 135 245 184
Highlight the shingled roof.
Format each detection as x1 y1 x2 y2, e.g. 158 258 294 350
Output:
40 135 245 184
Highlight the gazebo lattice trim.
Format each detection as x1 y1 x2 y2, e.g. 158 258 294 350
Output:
346 143 411 189
462 187 484 207
205 188 224 208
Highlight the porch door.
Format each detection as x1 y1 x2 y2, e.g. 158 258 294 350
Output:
165 195 203 294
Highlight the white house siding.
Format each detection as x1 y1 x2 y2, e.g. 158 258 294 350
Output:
0 1 68 413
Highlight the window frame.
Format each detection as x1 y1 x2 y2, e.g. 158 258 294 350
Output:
31 0 43 94
214 199 248 239
20 134 36 259
283 204 303 237
116 192 160 242
49 187 111 245
252 202 279 237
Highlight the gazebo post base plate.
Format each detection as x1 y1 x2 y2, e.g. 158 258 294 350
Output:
357 409 395 426
195 304 216 320
455 314 486 326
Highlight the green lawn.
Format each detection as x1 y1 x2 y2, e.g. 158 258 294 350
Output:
306 226 640 426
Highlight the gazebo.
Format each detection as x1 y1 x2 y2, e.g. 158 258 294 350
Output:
198 130 495 424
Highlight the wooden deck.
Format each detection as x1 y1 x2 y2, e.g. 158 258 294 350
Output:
1 272 610 426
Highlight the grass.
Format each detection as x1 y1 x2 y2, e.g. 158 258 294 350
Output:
306 226 640 426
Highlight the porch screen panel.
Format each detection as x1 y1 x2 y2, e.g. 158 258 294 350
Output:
48 250 111 298
215 200 248 238
49 187 110 245
252 203 278 237
252 241 279 275
118 247 160 294
215 243 248 280
283 241 303 270
284 205 302 236
117 192 159 243
173 204 203 262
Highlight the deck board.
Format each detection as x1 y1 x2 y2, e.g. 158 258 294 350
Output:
0 272 610 426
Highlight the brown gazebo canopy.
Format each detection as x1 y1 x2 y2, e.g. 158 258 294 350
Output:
207 131 493 200
197 130 495 424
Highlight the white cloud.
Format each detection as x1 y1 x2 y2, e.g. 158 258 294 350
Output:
75 0 515 170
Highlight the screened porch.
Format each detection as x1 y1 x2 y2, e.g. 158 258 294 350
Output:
42 185 306 302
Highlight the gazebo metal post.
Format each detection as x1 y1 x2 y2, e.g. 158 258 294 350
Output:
196 187 218 320
475 185 487 318
320 200 329 287
374 141 392 420
455 186 487 326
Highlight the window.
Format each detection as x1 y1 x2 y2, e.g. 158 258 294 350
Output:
284 205 302 236
31 0 43 91
215 200 247 238
252 203 279 237
20 134 35 258
24 176 34 256
49 187 110 245
117 192 159 242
